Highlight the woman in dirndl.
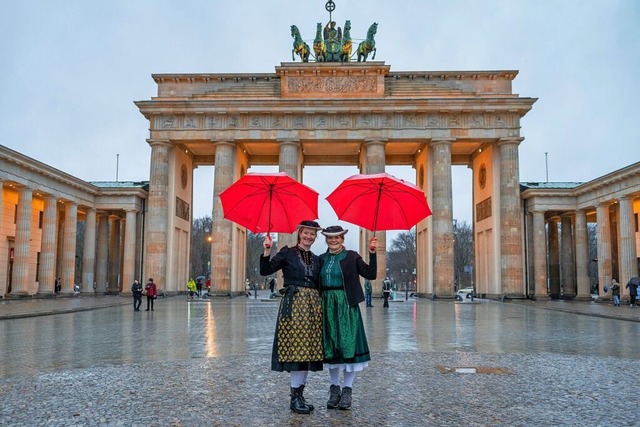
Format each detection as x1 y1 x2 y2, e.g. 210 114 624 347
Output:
260 220 324 414
319 225 377 410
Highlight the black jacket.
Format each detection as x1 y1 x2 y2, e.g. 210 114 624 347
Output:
260 246 321 290
320 250 377 307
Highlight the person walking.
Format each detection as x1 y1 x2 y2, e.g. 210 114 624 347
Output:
260 220 324 415
611 279 620 307
145 278 157 311
626 277 639 307
364 279 373 307
187 278 197 300
382 277 392 308
195 277 203 298
131 279 143 311
319 225 377 410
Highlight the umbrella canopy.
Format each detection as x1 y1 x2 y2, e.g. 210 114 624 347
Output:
326 172 432 233
219 172 319 234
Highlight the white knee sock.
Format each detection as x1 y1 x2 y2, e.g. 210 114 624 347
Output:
291 371 307 388
329 367 341 386
343 370 356 388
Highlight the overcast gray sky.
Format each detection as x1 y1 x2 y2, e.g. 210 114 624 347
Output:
2 0 639 251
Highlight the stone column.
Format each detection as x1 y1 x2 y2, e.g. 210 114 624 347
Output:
211 141 235 294
596 203 612 296
81 208 96 295
532 210 548 300
95 213 109 294
363 139 387 290
121 209 138 294
10 187 33 296
37 196 58 295
145 140 170 291
108 215 121 293
560 215 576 298
60 202 77 295
278 139 302 250
548 219 560 298
430 138 454 297
618 196 638 287
498 138 525 296
574 210 591 299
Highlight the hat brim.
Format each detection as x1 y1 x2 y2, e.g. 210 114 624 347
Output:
321 230 348 237
297 224 323 230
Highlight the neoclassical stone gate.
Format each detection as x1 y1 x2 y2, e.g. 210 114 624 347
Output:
135 62 536 297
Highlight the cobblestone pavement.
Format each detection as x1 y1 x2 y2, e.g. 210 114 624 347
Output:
1 294 640 426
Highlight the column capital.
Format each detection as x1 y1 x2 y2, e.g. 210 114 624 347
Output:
497 137 524 146
276 138 300 146
146 139 171 148
430 138 455 147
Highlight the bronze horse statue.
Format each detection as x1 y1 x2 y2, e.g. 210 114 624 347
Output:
339 20 352 62
291 25 310 62
357 22 377 62
313 23 326 62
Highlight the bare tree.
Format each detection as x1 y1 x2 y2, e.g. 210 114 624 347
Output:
190 215 212 278
453 220 474 288
387 230 416 290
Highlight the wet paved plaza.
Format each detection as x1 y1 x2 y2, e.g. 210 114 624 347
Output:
1 294 640 426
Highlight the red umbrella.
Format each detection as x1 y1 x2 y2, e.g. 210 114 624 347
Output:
326 172 432 233
219 172 319 234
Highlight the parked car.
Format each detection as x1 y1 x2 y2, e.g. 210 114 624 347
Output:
456 287 475 301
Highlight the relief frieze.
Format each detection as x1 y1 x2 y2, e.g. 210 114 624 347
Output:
206 116 219 128
315 116 327 127
287 76 377 94
184 117 197 128
250 116 262 128
162 116 176 128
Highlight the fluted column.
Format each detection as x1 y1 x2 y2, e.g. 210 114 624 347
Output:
548 219 560 298
278 139 302 250
211 141 235 294
363 139 387 287
431 138 454 297
561 215 576 298
498 138 525 296
95 213 109 294
596 203 612 296
532 210 548 299
10 187 33 296
145 139 170 290
574 210 591 299
618 196 638 287
37 196 58 295
108 215 121 293
60 202 77 295
121 209 138 293
81 208 96 295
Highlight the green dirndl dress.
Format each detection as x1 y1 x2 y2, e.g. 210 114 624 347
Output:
321 251 370 371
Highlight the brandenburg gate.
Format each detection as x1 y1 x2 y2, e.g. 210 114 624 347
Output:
135 61 536 298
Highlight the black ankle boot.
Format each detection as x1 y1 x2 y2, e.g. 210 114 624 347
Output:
290 386 311 414
298 384 314 411
327 384 341 409
338 386 352 410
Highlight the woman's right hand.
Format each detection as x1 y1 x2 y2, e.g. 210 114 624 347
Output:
263 235 272 252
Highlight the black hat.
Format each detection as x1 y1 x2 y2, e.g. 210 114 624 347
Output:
297 220 322 230
321 225 348 237
148 278 154 282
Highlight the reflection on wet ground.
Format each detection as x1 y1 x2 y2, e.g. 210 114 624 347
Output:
2 297 639 379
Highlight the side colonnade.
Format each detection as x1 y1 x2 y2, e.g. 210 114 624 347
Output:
0 145 147 298
523 162 640 301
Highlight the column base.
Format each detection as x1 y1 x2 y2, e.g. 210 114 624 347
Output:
531 295 551 302
80 291 96 296
5 292 31 299
573 295 593 302
34 292 56 298
57 292 78 298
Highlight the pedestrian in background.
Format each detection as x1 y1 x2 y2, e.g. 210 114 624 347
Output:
131 279 143 311
196 277 203 298
611 279 620 307
319 225 377 410
364 279 373 307
626 277 639 307
145 278 157 311
187 278 196 299
260 220 324 415
382 277 392 308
